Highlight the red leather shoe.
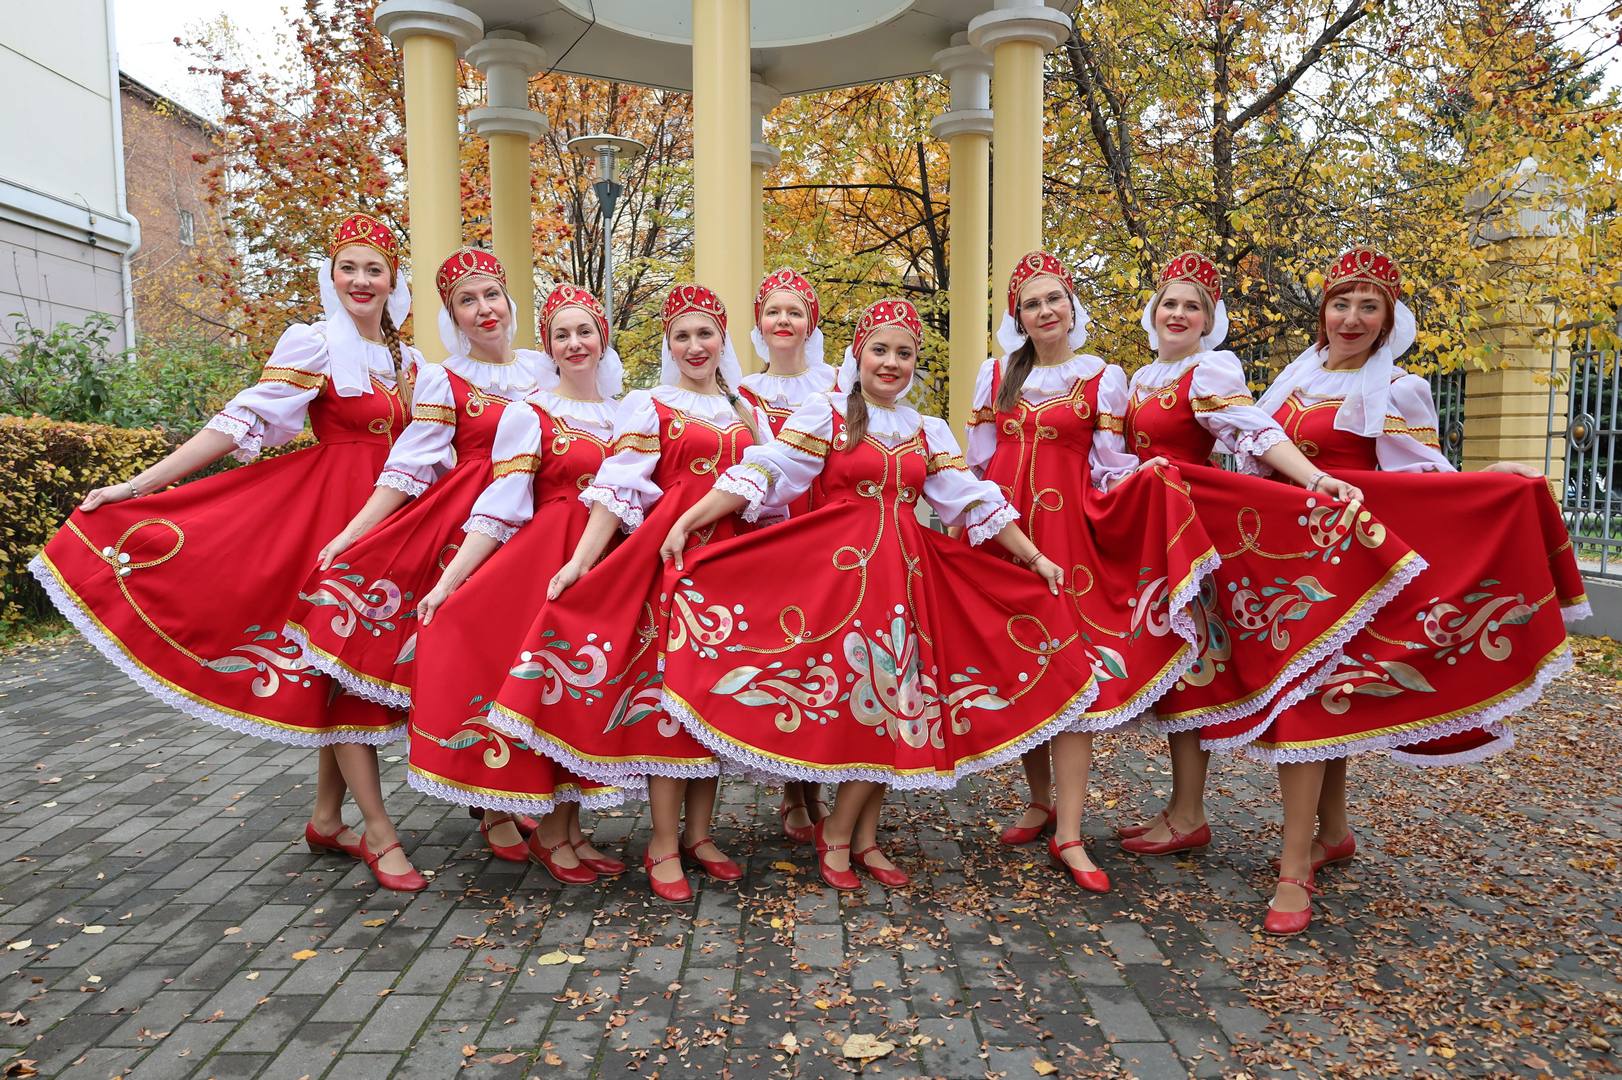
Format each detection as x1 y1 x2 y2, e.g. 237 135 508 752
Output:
1120 819 1212 856
305 821 364 860
813 820 860 892
998 801 1055 846
1271 830 1357 875
1048 837 1111 893
574 842 627 877
467 806 540 837
479 814 531 863
359 836 428 893
644 850 693 903
1115 810 1166 841
527 834 597 885
779 801 815 845
681 836 743 881
853 846 909 888
1263 876 1317 936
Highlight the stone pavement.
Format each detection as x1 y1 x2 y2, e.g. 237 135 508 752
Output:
0 639 1618 1079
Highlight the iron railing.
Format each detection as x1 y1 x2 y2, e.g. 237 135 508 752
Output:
1549 329 1622 579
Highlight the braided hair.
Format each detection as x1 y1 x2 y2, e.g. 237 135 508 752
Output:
715 370 760 441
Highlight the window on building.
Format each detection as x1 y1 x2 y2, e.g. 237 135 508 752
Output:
179 209 195 246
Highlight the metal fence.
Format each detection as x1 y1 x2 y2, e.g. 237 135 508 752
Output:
1549 329 1622 579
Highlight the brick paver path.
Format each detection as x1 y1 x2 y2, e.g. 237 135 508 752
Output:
1 640 1617 1078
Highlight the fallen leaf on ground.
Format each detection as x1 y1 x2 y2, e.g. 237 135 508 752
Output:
290 949 318 961
3 941 28 952
81 926 105 935
461 1044 477 1057
842 1034 895 1061
1033 1060 1059 1076
362 919 387 928
779 1033 799 1054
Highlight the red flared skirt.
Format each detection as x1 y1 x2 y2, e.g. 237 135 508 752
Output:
1244 471 1583 765
29 439 403 745
1151 464 1424 749
485 482 752 784
659 501 1100 789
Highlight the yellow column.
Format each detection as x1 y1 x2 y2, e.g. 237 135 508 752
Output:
969 4 1070 356
1460 163 1582 485
468 31 550 349
377 2 483 362
692 0 754 333
748 75 782 372
933 35 995 437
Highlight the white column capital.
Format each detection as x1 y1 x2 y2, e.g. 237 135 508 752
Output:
931 111 993 141
468 106 549 142
967 3 1071 54
375 0 484 53
933 30 992 137
468 30 548 120
750 74 782 172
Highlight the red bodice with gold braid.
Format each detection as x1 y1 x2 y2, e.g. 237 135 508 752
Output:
658 403 1100 788
1270 392 1379 472
285 369 516 709
1125 367 1218 465
979 363 1218 726
486 399 760 783
1245 397 1584 765
407 403 623 812
30 376 407 745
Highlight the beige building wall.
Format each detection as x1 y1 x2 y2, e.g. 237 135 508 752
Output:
0 0 139 352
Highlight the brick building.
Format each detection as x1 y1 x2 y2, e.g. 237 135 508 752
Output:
119 73 233 341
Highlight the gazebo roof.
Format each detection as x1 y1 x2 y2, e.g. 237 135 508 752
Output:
464 0 1078 96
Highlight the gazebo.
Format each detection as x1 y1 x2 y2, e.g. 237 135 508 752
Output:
373 0 1078 433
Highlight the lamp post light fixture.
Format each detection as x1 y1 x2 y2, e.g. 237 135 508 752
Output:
566 133 647 330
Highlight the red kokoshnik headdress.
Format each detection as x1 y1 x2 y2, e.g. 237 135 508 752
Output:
1158 251 1223 304
1324 247 1402 305
662 283 728 336
755 268 820 326
852 298 924 356
330 212 399 273
542 283 609 346
435 248 507 307
1006 250 1077 317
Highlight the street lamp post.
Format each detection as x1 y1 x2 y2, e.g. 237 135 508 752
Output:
566 133 647 330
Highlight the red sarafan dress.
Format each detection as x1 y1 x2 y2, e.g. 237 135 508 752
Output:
407 390 628 813
739 362 839 518
285 351 546 709
1238 365 1587 765
484 385 769 784
1123 350 1423 747
660 393 1100 788
968 354 1219 728
29 324 418 744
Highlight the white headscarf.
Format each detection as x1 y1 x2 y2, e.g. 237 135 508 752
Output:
535 344 626 400
750 326 826 367
661 321 745 390
318 257 413 396
437 281 520 358
1255 300 1417 438
996 284 1091 358
1140 292 1230 352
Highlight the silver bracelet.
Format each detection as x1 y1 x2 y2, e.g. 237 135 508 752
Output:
1305 471 1327 493
126 478 143 499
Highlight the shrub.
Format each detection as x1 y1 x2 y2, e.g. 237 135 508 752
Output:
0 415 171 626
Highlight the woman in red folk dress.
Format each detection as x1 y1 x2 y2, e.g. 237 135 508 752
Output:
486 284 770 903
407 285 630 883
658 298 1099 893
1116 252 1422 860
968 251 1219 890
1235 247 1587 934
737 268 839 845
29 212 431 890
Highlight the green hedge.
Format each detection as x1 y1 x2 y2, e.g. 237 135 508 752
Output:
0 415 172 626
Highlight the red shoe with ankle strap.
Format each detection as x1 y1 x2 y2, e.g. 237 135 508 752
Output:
812 820 860 892
479 813 530 863
1048 837 1110 893
998 801 1055 846
305 821 364 860
527 834 597 885
853 846 909 888
1263 876 1317 936
779 802 815 845
574 843 627 877
1120 818 1212 856
681 837 743 881
359 836 428 893
644 850 693 903
1271 830 1357 875
1115 810 1166 841
467 807 540 837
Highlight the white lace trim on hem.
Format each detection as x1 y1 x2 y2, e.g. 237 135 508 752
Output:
283 623 413 710
404 769 634 815
660 675 1099 792
30 555 406 747
1563 600 1593 625
483 704 719 784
